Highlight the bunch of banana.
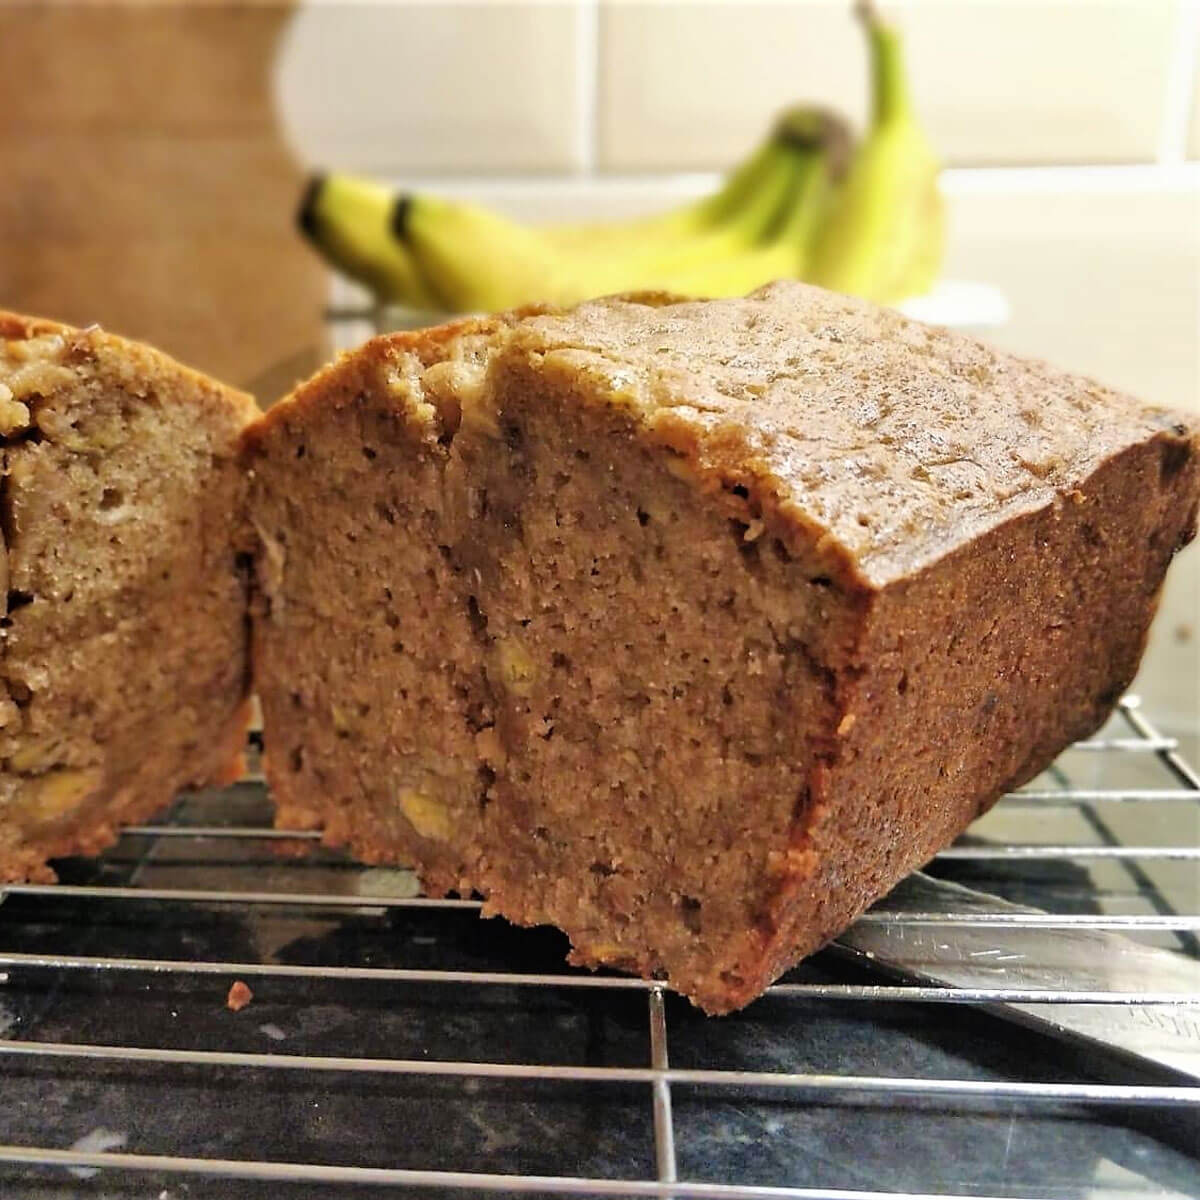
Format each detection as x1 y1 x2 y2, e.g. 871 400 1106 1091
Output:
808 0 944 302
297 1 942 314
661 108 852 300
300 114 846 314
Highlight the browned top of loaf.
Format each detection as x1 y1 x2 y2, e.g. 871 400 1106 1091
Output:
243 284 1196 590
0 310 260 433
506 281 1197 588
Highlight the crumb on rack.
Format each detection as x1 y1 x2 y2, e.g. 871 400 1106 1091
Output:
226 980 254 1012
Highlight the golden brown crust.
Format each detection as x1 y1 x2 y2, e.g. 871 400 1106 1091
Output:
0 309 260 428
0 312 69 342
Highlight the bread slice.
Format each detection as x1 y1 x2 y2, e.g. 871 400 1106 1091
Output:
244 283 1199 1012
0 313 258 882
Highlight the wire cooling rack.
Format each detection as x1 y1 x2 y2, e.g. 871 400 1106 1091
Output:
0 696 1197 1199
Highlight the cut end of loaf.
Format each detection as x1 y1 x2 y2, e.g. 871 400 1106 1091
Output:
0 313 257 882
248 338 855 1011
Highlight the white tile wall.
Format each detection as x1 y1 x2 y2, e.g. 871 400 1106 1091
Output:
274 2 584 173
277 1 1193 176
904 0 1178 166
599 0 1177 171
1192 27 1200 157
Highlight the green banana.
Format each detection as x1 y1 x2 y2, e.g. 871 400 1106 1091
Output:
540 135 781 255
573 137 806 294
661 109 851 299
808 0 944 303
297 174 439 309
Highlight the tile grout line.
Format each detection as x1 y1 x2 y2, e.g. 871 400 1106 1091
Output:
575 0 602 176
1158 0 1200 164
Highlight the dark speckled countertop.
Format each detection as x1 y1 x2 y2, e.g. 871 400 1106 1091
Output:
1 714 1198 1199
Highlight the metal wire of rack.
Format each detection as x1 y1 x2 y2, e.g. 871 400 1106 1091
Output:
0 696 1197 1199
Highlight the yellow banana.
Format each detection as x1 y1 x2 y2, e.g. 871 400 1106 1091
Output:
393 138 807 312
297 174 439 309
394 193 574 313
299 101 865 313
808 0 944 303
661 109 851 299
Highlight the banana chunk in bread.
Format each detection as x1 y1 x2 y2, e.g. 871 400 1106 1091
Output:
0 313 258 882
244 282 1199 1013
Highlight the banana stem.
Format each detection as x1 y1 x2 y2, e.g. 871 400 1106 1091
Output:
860 3 911 127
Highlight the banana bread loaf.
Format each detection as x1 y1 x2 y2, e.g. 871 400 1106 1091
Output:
0 313 258 882
244 282 1199 1012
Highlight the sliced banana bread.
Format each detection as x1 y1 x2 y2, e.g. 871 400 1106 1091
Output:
0 313 258 882
244 282 1199 1012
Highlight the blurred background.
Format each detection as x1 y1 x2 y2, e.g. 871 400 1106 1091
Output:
0 0 1196 732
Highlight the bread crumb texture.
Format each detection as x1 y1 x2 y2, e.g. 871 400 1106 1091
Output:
0 311 258 882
